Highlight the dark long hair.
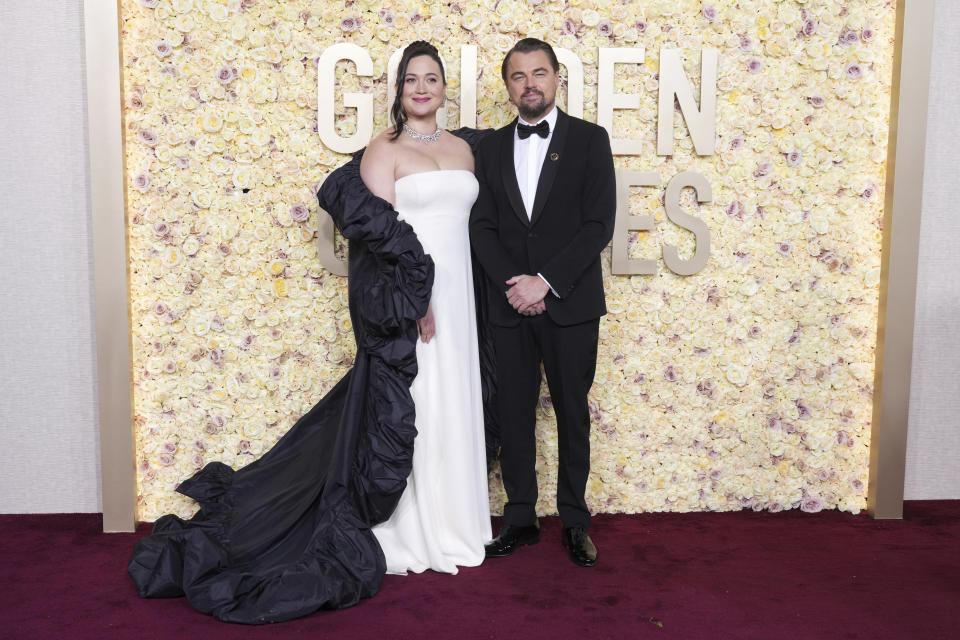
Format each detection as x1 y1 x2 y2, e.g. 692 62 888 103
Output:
390 41 445 141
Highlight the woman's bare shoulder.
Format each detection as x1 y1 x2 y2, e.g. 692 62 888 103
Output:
369 129 398 150
361 130 400 167
446 131 472 153
444 132 474 169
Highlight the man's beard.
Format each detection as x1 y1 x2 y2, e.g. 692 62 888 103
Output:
517 91 553 121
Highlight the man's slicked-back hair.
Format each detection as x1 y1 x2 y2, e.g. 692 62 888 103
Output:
501 38 560 83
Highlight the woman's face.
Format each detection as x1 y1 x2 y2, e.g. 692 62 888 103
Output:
400 54 445 121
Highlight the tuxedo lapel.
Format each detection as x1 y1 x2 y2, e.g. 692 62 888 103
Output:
530 109 569 227
499 120 529 227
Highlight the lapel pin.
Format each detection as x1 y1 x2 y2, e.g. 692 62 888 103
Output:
550 152 560 161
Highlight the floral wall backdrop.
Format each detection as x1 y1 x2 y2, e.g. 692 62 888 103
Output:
123 0 895 520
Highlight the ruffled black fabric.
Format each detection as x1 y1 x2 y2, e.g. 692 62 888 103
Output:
129 152 433 624
129 128 496 624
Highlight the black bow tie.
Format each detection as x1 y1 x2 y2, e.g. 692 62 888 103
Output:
517 120 549 140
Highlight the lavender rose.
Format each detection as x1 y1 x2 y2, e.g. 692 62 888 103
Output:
217 65 237 85
839 29 859 46
290 203 310 223
133 172 152 192
138 129 158 147
726 200 744 219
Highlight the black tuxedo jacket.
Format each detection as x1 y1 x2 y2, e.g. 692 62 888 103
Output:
469 109 616 327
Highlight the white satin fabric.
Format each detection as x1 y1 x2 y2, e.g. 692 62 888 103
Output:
372 169 492 574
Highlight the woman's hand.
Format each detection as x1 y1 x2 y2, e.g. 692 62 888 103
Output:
418 304 436 343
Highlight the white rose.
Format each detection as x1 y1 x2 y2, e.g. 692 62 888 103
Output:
738 279 760 296
208 4 228 21
182 236 201 256
724 364 749 387
192 188 213 208
809 213 830 235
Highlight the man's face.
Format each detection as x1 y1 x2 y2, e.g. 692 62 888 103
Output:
505 50 559 122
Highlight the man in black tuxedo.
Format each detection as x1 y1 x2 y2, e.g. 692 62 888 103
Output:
470 38 615 567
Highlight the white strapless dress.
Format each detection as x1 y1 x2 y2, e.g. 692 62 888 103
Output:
371 169 492 574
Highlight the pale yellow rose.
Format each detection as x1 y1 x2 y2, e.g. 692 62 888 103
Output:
199 113 223 133
173 14 195 32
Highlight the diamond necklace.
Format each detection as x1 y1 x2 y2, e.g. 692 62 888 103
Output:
402 123 442 144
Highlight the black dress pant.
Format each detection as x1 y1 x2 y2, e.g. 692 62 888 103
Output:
494 314 600 530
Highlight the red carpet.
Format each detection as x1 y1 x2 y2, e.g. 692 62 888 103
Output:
1 502 956 639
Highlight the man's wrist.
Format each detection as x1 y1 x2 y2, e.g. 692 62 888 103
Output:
537 273 559 298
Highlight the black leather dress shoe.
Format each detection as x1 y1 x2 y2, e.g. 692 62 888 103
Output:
561 526 597 567
484 522 540 558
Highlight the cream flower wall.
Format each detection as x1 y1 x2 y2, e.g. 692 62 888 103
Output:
122 0 894 520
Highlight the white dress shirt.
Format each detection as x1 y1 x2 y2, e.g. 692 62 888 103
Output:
513 106 558 219
513 106 559 297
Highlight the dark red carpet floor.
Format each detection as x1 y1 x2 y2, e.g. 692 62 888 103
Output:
1 502 957 639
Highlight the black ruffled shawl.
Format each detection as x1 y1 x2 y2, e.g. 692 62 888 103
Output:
128 128 496 624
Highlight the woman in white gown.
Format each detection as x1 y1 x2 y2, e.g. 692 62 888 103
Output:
129 42 491 624
360 41 491 574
